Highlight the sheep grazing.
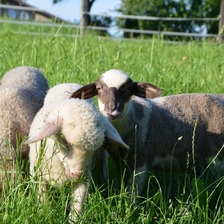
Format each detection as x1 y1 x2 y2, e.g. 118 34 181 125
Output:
70 69 224 197
26 83 129 221
0 66 49 188
44 83 108 187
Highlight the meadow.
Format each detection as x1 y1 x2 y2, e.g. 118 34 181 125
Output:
0 22 224 223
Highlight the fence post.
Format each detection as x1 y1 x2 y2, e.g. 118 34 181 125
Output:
80 0 88 36
80 0 95 36
218 0 224 42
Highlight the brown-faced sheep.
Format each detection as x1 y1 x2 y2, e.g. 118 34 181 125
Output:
70 69 224 199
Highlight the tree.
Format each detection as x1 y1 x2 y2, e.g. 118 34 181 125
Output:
116 0 220 40
89 15 112 36
202 0 220 34
52 0 96 34
52 0 112 36
80 0 96 35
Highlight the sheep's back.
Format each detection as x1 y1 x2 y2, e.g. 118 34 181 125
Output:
120 94 224 171
1 66 49 102
149 93 224 166
44 83 93 106
154 93 224 134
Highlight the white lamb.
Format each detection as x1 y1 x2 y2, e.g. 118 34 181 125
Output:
0 66 49 187
26 83 128 222
44 83 107 187
70 69 224 199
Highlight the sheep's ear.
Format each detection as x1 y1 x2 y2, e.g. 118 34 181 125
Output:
132 82 162 98
70 83 97 99
26 120 61 144
102 117 129 150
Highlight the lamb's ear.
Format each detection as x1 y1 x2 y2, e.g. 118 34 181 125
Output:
132 82 162 98
25 120 61 144
102 116 129 150
70 83 97 99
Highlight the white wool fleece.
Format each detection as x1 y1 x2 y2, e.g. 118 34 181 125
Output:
1 66 48 102
30 98 105 152
101 69 129 88
56 99 105 152
44 83 83 106
27 86 129 221
0 88 41 146
0 66 48 152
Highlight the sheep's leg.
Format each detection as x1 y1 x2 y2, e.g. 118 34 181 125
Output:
69 181 89 222
91 147 108 188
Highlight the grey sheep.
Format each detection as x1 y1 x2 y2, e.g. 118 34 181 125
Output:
70 69 224 198
0 66 49 187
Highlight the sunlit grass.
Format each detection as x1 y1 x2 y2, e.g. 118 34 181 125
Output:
0 23 223 223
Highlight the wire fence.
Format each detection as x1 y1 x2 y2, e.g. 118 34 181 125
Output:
0 4 222 41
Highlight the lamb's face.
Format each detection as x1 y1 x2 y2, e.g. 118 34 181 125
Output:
96 70 133 120
57 143 93 179
60 100 105 149
56 99 105 179
70 69 162 121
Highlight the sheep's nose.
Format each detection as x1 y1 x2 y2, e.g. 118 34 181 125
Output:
105 102 118 118
107 88 118 112
108 102 117 112
66 168 83 179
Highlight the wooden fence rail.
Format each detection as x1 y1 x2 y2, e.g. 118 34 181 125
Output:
85 12 219 39
0 3 224 42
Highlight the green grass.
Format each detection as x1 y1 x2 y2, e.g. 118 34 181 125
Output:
0 23 224 223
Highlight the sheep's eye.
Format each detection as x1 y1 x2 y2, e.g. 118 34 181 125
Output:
96 86 103 92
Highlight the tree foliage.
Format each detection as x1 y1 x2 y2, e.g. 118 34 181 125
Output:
116 0 220 39
89 15 112 36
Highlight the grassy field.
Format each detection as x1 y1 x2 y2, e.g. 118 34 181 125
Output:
0 23 224 223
